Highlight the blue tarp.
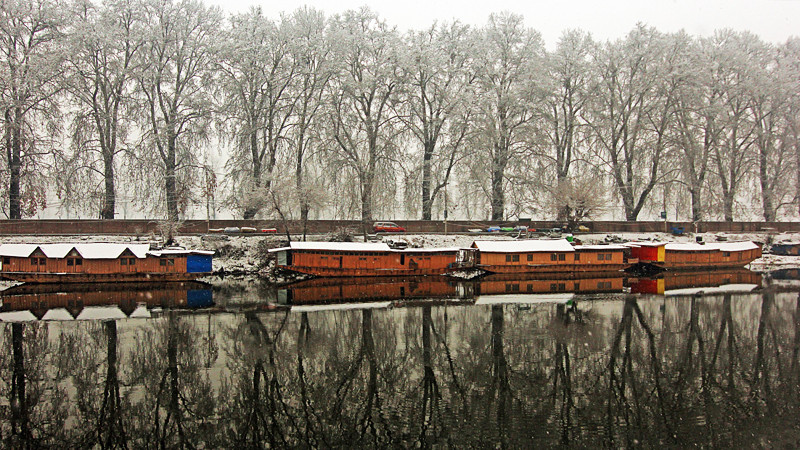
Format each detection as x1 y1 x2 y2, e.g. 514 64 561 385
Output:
187 254 212 273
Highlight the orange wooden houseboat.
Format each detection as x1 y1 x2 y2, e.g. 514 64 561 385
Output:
626 241 761 270
471 239 633 273
0 243 214 283
269 242 474 277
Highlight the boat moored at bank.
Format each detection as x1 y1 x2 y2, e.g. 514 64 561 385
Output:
0 243 214 283
471 239 634 273
626 241 761 270
269 241 475 277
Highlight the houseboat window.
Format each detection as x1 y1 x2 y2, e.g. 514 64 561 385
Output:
558 254 566 261
160 259 174 266
75 259 82 266
512 254 519 262
723 251 731 257
129 258 136 265
121 258 128 265
39 258 46 265
160 259 166 266
598 254 605 261
67 259 73 266
550 283 558 291
551 254 558 261
506 255 512 262
606 253 612 260
30 258 37 265
527 254 533 261
2 257 8 265
574 253 580 261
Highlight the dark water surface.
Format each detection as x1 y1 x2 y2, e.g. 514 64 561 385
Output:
2 270 800 448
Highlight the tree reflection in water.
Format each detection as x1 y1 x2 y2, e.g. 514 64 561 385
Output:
1 291 800 447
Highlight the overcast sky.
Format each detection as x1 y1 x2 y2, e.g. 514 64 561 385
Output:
204 0 799 47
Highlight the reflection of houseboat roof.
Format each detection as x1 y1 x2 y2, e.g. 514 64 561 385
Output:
472 239 575 253
42 308 75 321
664 284 760 296
475 293 575 305
0 310 38 322
290 302 392 313
269 242 392 253
664 242 759 252
130 305 152 318
76 306 127 321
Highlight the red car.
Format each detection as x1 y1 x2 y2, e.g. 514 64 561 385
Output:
373 221 405 233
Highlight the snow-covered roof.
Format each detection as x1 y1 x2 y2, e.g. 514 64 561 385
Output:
396 247 462 253
148 249 215 257
472 239 575 253
269 242 392 253
665 284 759 296
0 243 213 259
290 302 392 312
0 243 151 259
623 242 668 248
475 293 575 305
574 245 628 251
665 241 759 252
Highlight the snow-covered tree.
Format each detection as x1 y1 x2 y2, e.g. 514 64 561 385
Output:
60 0 144 219
324 8 403 225
0 0 67 219
134 0 221 221
402 21 475 220
471 13 543 220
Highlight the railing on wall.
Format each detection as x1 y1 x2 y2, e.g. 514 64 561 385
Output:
0 219 796 235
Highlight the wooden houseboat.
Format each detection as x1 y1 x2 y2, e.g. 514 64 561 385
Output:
471 239 633 273
269 242 474 277
0 243 214 283
627 241 761 270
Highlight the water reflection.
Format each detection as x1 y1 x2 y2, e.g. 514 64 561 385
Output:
2 270 800 447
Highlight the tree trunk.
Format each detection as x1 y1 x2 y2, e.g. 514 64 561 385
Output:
101 151 116 220
490 148 507 221
759 144 776 222
6 108 22 220
690 188 702 223
243 130 262 220
421 141 433 220
165 139 179 222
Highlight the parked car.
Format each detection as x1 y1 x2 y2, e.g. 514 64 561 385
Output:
487 226 501 232
373 221 405 233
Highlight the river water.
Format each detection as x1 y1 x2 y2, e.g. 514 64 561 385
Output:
1 269 799 447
